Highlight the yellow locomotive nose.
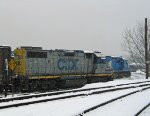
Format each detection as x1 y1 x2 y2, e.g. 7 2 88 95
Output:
14 48 26 76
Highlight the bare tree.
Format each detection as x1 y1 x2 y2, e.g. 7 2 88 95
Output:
122 21 150 71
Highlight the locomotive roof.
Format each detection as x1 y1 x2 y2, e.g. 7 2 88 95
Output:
17 47 103 55
84 51 94 53
18 47 85 53
94 53 104 57
20 46 42 50
0 45 11 48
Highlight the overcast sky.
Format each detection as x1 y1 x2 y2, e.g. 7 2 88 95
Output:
0 0 150 56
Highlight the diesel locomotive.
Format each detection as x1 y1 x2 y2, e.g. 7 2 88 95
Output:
0 46 130 92
105 56 131 78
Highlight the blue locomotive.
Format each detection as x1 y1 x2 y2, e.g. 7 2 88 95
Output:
105 56 131 78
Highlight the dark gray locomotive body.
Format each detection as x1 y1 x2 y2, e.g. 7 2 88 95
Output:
0 46 11 92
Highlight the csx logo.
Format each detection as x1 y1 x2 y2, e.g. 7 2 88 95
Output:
57 59 79 70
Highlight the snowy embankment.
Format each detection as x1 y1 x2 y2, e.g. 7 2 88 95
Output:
0 71 149 116
82 70 147 89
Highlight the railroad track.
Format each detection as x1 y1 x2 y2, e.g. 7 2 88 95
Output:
76 86 150 116
0 80 150 103
134 103 150 116
0 80 150 110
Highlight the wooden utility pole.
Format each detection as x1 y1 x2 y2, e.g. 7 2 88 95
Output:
145 18 149 79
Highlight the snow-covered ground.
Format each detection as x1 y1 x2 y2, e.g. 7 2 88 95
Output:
0 71 149 116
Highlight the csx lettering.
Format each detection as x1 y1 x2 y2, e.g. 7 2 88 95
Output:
57 59 79 70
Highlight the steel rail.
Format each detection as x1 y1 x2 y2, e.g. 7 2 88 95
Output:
76 87 150 116
134 103 150 116
0 83 150 110
0 80 150 103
